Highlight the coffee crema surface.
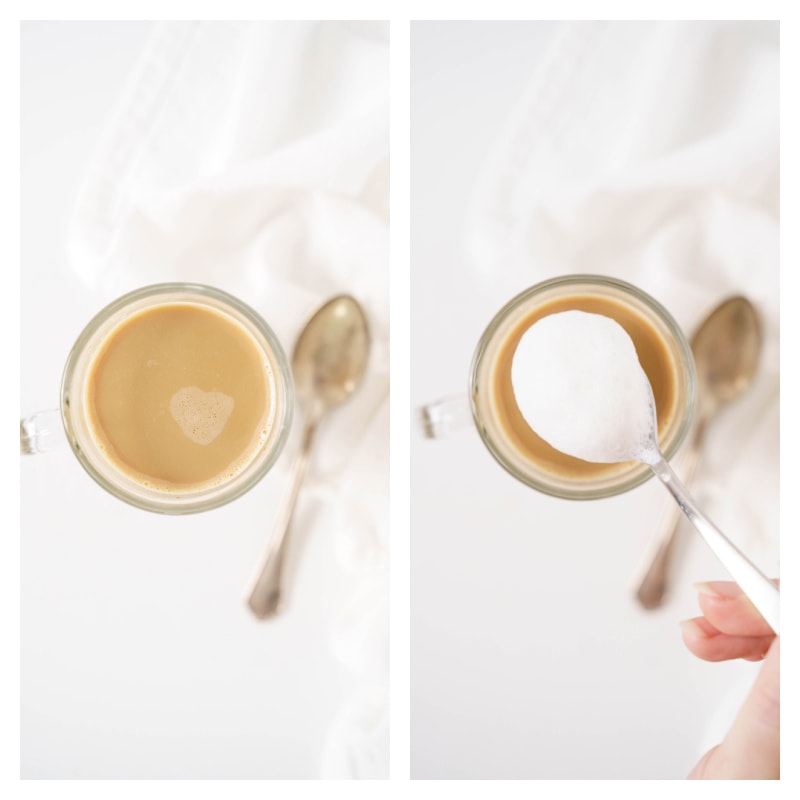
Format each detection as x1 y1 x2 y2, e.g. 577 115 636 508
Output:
490 294 679 481
85 303 273 490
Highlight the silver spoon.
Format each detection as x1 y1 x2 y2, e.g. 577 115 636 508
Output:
635 297 762 609
636 383 779 634
246 295 370 619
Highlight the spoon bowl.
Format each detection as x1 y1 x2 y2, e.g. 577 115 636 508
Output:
247 295 370 619
692 296 761 414
293 295 371 417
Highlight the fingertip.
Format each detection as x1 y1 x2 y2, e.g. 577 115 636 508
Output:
681 620 776 662
679 618 711 640
695 580 742 599
696 585 774 637
679 617 720 655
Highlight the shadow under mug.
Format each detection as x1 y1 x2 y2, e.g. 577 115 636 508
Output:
21 283 294 514
421 275 697 500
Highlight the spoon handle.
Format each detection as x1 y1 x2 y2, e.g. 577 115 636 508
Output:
635 434 704 608
246 420 317 620
648 455 779 634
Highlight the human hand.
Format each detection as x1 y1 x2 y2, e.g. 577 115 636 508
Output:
680 580 779 779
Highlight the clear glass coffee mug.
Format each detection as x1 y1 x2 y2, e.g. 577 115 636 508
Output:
20 283 294 514
420 275 697 499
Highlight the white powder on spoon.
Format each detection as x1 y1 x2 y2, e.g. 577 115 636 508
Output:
511 310 656 464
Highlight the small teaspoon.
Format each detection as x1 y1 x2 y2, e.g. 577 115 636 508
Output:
246 295 370 620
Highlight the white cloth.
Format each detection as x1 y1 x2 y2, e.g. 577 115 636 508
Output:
67 20 389 779
466 20 779 754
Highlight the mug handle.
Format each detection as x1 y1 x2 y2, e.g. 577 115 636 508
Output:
418 394 473 439
20 409 66 454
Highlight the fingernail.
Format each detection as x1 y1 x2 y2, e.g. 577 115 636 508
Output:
694 581 742 599
679 619 710 639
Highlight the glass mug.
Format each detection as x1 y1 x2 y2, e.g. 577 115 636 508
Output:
421 274 697 499
20 283 294 514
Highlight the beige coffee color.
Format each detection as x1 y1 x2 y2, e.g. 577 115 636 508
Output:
85 303 272 490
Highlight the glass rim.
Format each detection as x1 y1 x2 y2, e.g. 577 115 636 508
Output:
469 274 697 500
60 282 294 514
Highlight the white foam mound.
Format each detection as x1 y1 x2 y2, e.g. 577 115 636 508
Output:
511 310 655 463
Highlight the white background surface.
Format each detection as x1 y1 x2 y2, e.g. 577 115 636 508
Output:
410 21 764 780
20 21 362 779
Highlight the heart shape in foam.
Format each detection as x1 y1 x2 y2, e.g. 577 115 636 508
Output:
169 386 235 445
